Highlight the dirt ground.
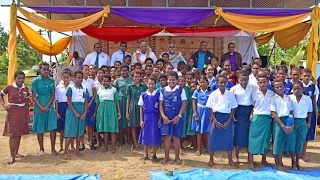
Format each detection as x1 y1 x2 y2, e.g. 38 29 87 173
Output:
0 108 320 180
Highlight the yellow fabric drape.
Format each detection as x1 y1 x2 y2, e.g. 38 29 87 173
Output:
7 4 17 85
254 32 274 45
16 20 72 56
254 22 311 49
306 7 319 78
215 8 311 32
18 6 110 32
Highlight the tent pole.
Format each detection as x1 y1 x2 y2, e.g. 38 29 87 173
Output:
274 42 277 71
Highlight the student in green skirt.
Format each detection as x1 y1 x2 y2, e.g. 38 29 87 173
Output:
94 75 121 153
63 71 88 158
113 64 133 146
178 76 190 153
248 70 275 170
187 80 198 150
31 62 57 156
126 70 147 150
287 81 313 170
270 79 294 171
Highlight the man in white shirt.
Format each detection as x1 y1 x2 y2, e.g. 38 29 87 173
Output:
83 43 110 68
110 42 131 66
132 42 157 64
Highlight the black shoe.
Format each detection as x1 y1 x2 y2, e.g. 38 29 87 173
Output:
79 143 85 151
151 156 158 162
90 145 97 150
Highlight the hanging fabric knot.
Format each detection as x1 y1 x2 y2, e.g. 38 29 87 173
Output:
99 6 110 28
213 7 223 26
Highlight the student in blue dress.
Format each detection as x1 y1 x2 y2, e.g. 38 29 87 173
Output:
300 68 319 162
31 62 57 156
63 71 88 158
55 70 72 153
270 79 294 171
159 71 187 164
230 70 254 164
206 75 238 168
287 81 313 170
205 65 217 90
192 76 212 156
81 65 97 150
138 76 162 161
248 70 275 170
211 68 234 91
276 66 293 95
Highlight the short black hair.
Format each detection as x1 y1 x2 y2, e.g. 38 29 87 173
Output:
120 64 129 71
103 74 111 81
156 59 165 64
74 70 83 77
167 71 178 79
94 42 102 48
177 61 186 66
14 70 25 79
134 63 142 68
162 53 169 57
120 42 127 46
145 58 153 64
159 73 167 80
39 62 50 69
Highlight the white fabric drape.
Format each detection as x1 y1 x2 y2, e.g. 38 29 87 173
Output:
69 30 87 63
238 36 260 65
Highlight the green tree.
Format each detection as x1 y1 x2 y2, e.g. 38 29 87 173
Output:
58 51 68 66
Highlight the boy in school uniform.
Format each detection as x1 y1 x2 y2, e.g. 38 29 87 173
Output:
286 81 312 170
300 68 318 162
159 71 186 164
270 79 294 171
230 70 255 163
248 70 275 170
248 62 261 87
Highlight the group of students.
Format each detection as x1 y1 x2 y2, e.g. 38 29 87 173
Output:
0 57 317 172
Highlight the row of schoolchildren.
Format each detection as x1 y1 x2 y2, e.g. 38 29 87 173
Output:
1 60 317 170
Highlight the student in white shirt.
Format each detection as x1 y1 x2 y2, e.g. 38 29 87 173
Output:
110 42 131 66
248 62 261 87
206 75 238 168
83 43 111 68
248 70 275 170
286 81 313 170
230 69 254 163
270 79 294 171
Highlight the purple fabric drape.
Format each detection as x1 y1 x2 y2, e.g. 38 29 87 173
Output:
111 8 213 26
224 9 312 16
30 7 103 13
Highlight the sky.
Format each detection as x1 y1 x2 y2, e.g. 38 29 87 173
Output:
0 0 71 62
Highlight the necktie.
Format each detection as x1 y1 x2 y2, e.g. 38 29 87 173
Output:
95 53 99 68
122 52 126 61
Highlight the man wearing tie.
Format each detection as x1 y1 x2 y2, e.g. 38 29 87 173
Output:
111 42 131 66
83 43 111 68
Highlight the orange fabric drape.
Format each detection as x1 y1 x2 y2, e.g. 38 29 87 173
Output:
306 7 319 78
254 32 274 45
7 4 17 85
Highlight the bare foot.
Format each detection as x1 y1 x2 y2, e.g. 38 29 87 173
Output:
208 160 214 167
276 165 286 172
162 157 169 164
195 150 201 156
262 160 272 167
7 156 15 164
38 150 46 156
249 163 256 170
297 164 303 171
51 149 58 156
175 158 182 165
229 161 239 168
180 149 184 156
111 149 116 154
58 148 64 153
101 148 107 153
61 154 71 160
75 151 83 157
15 153 24 158
302 157 310 162
290 164 297 170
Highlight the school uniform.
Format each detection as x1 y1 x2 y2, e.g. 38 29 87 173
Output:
206 89 238 151
248 73 258 87
285 94 313 154
173 68 182 77
127 82 147 127
207 77 216 91
113 76 133 128
182 86 192 138
248 89 275 155
94 80 103 91
191 89 212 134
31 75 57 133
138 90 162 146
211 80 234 91
160 85 187 137
55 84 69 131
65 84 88 137
302 81 319 141
95 86 120 133
230 84 255 147
267 80 272 90
283 79 293 95
82 78 96 127
2 83 29 137
270 94 293 155
186 89 197 136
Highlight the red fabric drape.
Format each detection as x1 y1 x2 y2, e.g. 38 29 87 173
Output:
81 27 163 42
166 27 239 33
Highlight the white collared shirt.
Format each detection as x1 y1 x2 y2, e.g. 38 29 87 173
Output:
289 94 313 118
252 89 275 115
270 94 293 117
110 50 131 66
138 90 158 106
248 73 258 87
173 68 182 76
82 78 95 97
302 81 319 95
97 86 117 101
159 85 187 101
230 84 256 106
68 84 87 103
55 84 68 103
83 51 111 68
133 51 157 64
94 80 103 90
206 89 238 113
3 83 27 107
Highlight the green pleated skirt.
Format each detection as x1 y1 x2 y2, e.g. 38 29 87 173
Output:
96 100 119 133
119 96 128 128
284 118 308 154
64 102 85 138
128 100 140 127
272 116 288 155
248 114 271 155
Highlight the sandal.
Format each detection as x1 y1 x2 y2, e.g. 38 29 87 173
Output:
79 143 85 151
195 151 201 156
151 156 158 162
140 154 148 160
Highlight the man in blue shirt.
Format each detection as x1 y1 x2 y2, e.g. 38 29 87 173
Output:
191 41 215 71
